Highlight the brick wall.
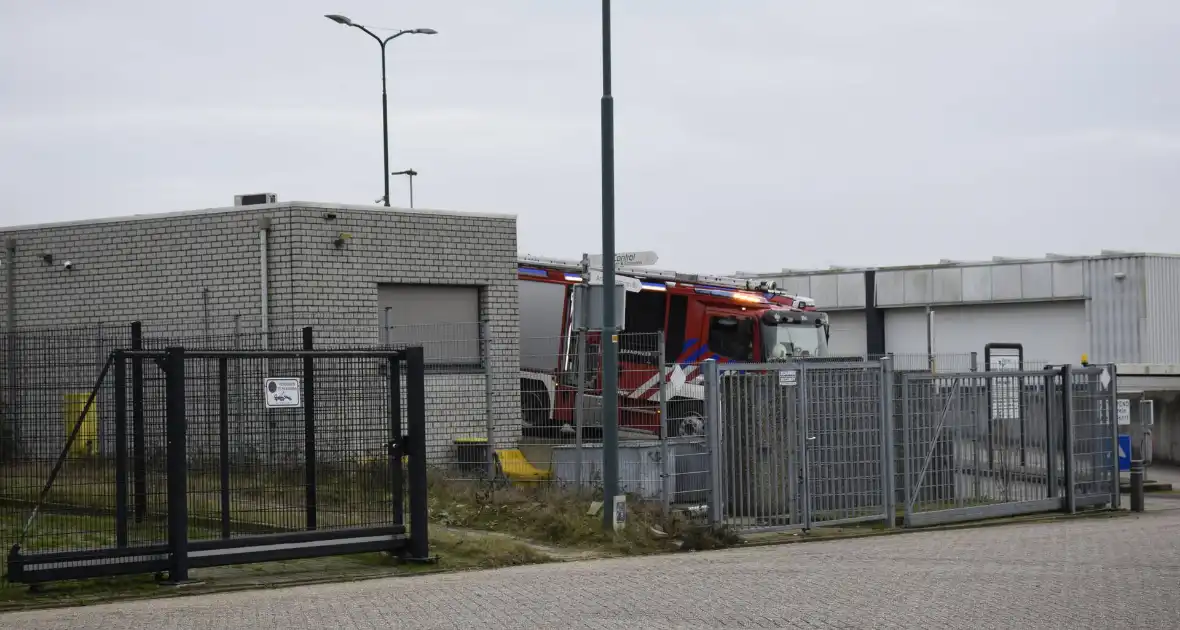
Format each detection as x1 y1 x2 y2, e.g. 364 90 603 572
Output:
0 202 521 466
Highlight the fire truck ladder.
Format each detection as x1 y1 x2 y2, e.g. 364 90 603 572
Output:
518 254 816 308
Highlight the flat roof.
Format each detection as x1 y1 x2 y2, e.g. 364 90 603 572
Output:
734 250 1180 278
0 200 516 233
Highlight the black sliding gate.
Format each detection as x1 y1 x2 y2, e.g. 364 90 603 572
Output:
6 336 429 585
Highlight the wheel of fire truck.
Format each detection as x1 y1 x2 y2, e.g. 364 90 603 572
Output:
667 398 706 438
520 378 553 430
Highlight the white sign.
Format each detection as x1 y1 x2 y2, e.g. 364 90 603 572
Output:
989 355 1020 371
589 270 642 293
588 251 659 267
1117 399 1131 426
778 369 797 386
264 378 302 408
987 354 1021 421
611 495 627 532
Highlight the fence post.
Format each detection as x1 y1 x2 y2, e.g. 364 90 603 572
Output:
1044 367 1058 499
703 359 723 526
657 332 672 515
798 362 813 531
387 353 404 525
1062 364 1076 514
404 346 432 561
164 346 189 584
481 322 496 480
302 327 316 530
879 356 896 528
232 315 243 447
574 326 587 492
1108 364 1120 510
970 352 978 372
130 321 147 524
901 372 914 527
3 239 18 461
113 350 129 548
218 357 231 539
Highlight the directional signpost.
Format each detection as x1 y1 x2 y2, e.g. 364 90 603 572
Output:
588 250 658 268
589 270 642 293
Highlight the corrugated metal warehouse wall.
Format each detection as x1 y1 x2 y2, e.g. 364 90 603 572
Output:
1144 256 1180 363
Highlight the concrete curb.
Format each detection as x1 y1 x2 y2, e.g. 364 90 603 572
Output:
734 508 1129 550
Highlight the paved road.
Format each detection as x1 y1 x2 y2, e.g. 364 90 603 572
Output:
3 507 1178 629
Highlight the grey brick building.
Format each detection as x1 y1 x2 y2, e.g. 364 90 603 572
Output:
0 201 521 463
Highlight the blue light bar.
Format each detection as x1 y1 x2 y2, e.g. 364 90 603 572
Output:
518 267 549 277
694 287 734 298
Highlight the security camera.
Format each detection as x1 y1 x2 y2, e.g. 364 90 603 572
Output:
63 260 73 271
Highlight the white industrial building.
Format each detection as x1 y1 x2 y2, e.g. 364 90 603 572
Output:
737 251 1180 367
737 251 1180 464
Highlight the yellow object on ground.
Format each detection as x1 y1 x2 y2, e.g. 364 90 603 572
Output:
495 448 552 483
63 393 98 457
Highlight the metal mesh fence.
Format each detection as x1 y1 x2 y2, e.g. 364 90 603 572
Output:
804 364 889 526
899 370 1061 524
0 323 409 589
1 326 135 579
176 353 398 539
715 362 890 533
0 316 1120 588
1067 366 1118 504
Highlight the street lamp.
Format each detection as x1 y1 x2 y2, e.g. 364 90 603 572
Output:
324 14 437 207
391 169 419 208
599 0 620 533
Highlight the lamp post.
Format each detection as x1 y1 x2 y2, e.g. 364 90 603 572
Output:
599 0 620 533
325 14 437 207
391 169 419 208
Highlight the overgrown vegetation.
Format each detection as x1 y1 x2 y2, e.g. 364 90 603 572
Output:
425 471 741 555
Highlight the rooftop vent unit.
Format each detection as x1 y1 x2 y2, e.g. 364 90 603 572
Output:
234 193 278 206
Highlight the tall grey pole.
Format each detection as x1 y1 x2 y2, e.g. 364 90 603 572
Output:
599 0 620 532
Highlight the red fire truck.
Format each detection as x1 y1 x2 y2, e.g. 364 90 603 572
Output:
518 255 830 437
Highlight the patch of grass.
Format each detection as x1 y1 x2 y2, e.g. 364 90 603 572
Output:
425 473 728 555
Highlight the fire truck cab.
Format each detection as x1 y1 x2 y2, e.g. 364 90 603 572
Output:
518 255 830 437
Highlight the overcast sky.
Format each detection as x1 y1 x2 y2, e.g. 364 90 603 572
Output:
1 1 1177 273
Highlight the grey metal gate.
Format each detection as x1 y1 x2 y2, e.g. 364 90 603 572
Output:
899 364 1119 527
704 360 893 533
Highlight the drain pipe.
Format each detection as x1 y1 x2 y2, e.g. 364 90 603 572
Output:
257 218 272 358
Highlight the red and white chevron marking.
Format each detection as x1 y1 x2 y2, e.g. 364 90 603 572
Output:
625 364 702 401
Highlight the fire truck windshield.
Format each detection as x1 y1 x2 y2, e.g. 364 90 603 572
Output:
762 322 826 360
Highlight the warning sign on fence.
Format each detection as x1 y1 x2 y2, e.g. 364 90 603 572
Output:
264 378 302 408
